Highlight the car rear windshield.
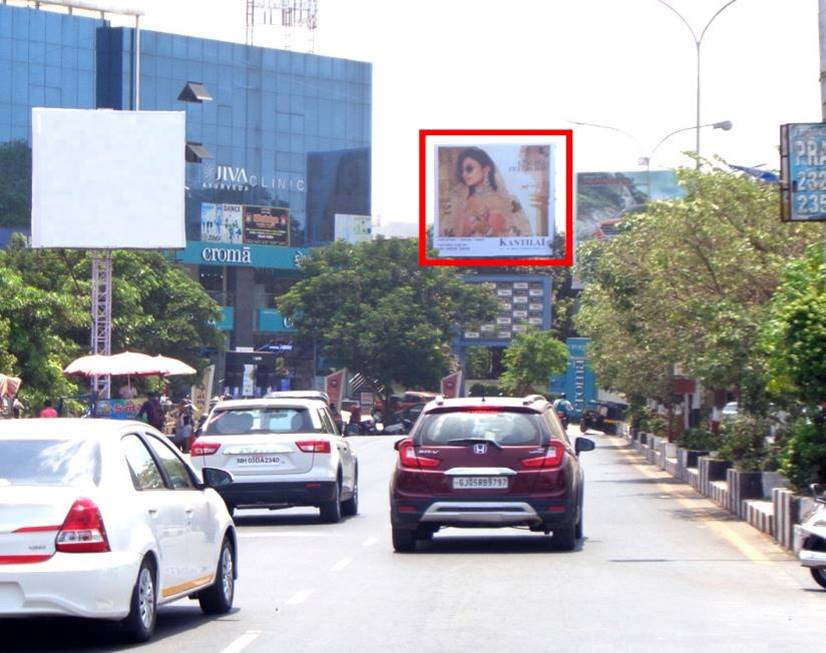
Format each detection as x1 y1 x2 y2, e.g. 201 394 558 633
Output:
0 439 101 487
205 407 323 435
416 409 545 446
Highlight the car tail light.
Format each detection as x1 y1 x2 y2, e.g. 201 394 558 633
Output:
191 439 220 456
521 441 566 469
55 498 110 553
296 440 331 453
399 441 441 469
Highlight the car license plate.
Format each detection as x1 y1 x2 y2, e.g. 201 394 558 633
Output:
452 476 508 489
235 455 285 465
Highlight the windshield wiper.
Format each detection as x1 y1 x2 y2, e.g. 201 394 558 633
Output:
445 437 501 449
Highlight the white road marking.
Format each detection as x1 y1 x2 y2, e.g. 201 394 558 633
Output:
330 556 352 572
238 532 331 538
221 630 262 653
362 537 378 547
286 589 314 605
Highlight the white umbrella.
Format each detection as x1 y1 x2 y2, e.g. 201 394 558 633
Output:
64 352 196 376
152 355 196 376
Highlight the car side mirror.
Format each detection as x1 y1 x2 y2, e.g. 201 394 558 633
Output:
810 483 826 504
202 467 234 487
575 437 595 455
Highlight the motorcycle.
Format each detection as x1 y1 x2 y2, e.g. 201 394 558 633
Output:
796 483 826 589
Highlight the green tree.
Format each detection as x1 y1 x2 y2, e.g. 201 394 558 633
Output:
277 237 498 409
761 243 826 405
575 165 820 413
499 327 568 395
0 235 224 407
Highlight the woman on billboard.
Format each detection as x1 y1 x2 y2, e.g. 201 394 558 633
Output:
440 147 533 238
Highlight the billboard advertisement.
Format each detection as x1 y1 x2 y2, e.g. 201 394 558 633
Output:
200 203 243 243
31 109 185 249
334 213 373 244
780 123 826 221
433 143 554 259
243 206 290 246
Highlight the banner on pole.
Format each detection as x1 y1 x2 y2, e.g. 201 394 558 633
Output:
325 369 348 411
441 371 463 399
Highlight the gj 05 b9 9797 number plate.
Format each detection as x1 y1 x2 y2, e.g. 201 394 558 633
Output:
452 476 508 489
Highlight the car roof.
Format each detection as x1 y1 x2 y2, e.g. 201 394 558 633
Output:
421 396 549 413
264 390 330 403
0 417 149 439
212 397 327 411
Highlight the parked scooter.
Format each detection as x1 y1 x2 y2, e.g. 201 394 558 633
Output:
796 483 826 589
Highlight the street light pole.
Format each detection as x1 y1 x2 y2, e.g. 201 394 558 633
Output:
656 0 738 169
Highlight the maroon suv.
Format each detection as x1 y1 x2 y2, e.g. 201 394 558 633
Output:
389 395 595 552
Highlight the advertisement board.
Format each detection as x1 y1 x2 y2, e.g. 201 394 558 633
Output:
433 143 554 258
243 206 290 245
31 109 185 249
201 203 243 243
334 214 373 243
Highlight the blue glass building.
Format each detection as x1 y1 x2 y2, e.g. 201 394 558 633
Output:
0 4 372 391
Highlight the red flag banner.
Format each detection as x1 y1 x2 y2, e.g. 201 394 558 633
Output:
440 371 462 399
325 369 347 411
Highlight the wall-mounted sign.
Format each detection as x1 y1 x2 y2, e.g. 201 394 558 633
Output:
201 203 243 243
781 123 826 221
244 206 290 245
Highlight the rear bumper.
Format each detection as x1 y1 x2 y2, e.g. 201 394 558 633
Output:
0 551 140 619
216 480 338 508
391 495 575 529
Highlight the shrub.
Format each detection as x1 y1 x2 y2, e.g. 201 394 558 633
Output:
780 413 826 492
717 415 771 471
468 383 501 397
677 427 720 451
646 414 669 437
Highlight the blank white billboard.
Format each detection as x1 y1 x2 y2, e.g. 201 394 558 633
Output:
31 109 186 249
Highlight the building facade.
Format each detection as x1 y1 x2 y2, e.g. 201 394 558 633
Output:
0 4 372 394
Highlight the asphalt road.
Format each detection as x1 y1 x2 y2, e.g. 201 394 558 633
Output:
5 429 826 652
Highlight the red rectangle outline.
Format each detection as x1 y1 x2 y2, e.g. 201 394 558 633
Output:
418 129 573 267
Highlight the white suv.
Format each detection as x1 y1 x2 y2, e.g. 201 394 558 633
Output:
189 397 358 522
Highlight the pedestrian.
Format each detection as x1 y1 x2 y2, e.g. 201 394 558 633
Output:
348 402 362 435
39 399 58 418
175 400 193 452
137 392 165 432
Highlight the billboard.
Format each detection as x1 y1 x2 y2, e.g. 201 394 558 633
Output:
201 203 243 243
334 213 373 243
243 205 290 246
31 108 185 249
433 143 554 258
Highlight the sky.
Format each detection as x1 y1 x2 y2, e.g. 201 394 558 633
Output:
95 0 821 226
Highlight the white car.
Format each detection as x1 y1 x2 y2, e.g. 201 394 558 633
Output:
190 397 358 522
0 418 237 642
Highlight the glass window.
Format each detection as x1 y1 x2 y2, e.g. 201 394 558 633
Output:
205 406 323 435
145 434 195 490
122 434 165 490
0 439 101 487
417 410 544 447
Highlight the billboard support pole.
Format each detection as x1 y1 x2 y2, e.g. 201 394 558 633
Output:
90 252 113 400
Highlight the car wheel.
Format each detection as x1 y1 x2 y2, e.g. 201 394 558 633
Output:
320 480 342 523
341 470 358 517
416 527 434 541
392 525 416 552
551 524 577 552
810 567 826 589
575 493 584 539
121 556 157 643
199 536 235 614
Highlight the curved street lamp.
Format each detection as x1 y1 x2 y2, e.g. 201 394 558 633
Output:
655 0 739 168
568 119 733 196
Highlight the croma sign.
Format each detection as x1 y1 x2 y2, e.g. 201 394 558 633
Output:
201 246 252 264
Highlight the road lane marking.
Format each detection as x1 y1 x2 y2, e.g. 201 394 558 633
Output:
611 438 774 564
238 532 331 538
362 537 378 547
221 631 262 653
286 589 314 605
330 557 352 572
